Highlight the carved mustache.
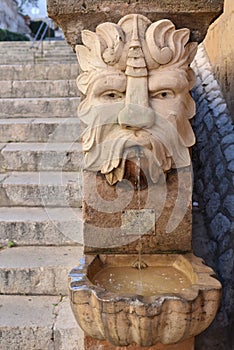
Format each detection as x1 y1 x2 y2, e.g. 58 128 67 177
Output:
79 102 192 185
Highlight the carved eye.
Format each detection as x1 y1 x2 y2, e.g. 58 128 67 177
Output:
108 93 117 98
101 91 124 101
151 90 174 99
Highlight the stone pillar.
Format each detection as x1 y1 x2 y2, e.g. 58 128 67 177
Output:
204 0 234 121
71 13 197 257
46 1 224 348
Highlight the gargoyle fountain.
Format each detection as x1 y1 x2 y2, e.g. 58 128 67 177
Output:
68 14 222 349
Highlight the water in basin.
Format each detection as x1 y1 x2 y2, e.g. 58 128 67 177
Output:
92 265 191 296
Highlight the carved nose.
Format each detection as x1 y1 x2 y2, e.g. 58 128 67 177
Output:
118 103 155 129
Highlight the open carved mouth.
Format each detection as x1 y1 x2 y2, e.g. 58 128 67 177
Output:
122 146 152 190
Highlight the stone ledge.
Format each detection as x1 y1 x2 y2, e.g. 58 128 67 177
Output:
0 97 80 118
0 142 83 172
0 80 78 99
0 63 78 80
0 295 83 350
0 207 82 246
47 0 224 49
0 171 82 207
0 246 83 295
0 118 81 143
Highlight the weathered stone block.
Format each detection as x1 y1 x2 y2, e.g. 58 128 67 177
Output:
0 172 82 208
0 207 82 246
0 295 58 350
0 142 83 172
83 169 192 254
0 117 81 143
0 63 78 81
0 97 80 118
47 0 223 49
0 246 83 295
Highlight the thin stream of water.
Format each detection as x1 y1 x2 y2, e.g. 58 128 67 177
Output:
136 150 144 293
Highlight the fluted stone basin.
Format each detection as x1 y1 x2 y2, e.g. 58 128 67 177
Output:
69 253 221 347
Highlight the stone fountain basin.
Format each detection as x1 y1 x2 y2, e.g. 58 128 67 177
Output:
69 253 221 347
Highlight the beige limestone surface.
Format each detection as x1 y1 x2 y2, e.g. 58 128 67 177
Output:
204 0 234 120
47 0 224 49
0 246 83 295
69 253 221 346
83 170 192 254
76 14 196 253
77 15 196 185
84 336 195 350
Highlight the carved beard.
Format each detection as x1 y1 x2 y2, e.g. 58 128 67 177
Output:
79 102 192 185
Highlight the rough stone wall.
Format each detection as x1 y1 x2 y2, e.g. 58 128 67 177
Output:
204 0 234 121
191 44 234 350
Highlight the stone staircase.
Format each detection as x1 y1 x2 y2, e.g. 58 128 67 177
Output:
0 41 84 350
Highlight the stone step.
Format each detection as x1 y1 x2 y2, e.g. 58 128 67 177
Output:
0 45 74 51
35 48 75 53
0 172 82 207
0 55 33 64
0 49 76 60
0 80 78 98
37 49 75 54
0 118 81 142
0 97 80 118
0 207 83 246
0 246 82 295
0 295 83 350
0 40 72 48
0 45 74 53
39 56 76 62
0 57 77 65
0 45 76 55
0 142 83 171
0 46 75 53
34 60 78 65
0 64 78 81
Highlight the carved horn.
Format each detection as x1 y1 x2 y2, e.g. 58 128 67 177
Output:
145 19 174 65
96 22 125 65
76 30 106 71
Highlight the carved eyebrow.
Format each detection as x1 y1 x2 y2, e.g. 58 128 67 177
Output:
91 72 126 94
148 69 187 93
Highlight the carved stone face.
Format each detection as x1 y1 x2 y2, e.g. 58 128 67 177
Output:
76 14 197 186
